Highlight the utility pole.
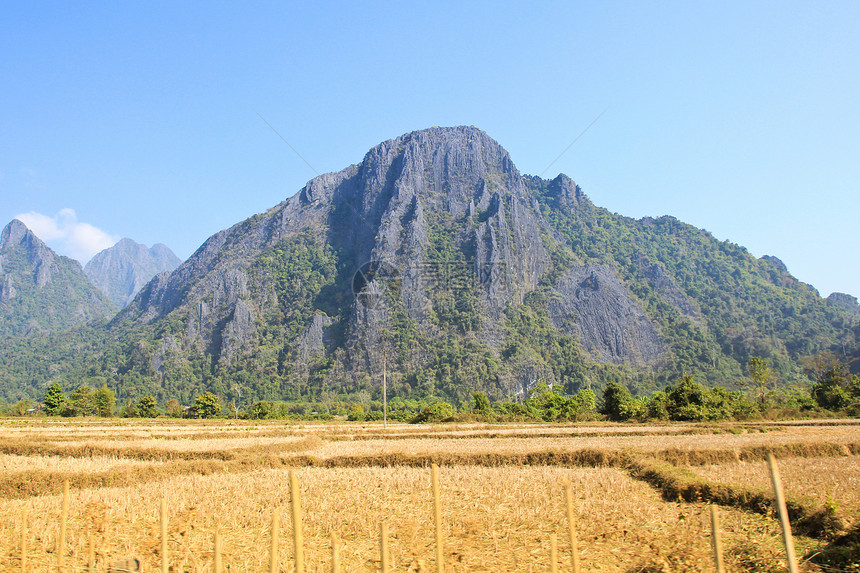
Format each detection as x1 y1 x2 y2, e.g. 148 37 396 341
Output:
383 351 388 428
232 384 242 420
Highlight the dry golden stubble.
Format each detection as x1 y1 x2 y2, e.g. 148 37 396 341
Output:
692 456 860 526
0 465 808 573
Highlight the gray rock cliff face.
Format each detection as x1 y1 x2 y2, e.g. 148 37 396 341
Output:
636 255 701 320
116 126 664 382
550 265 664 365
85 238 181 308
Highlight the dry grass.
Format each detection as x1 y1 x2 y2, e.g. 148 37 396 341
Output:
0 418 857 571
692 456 860 526
0 465 805 573
0 453 160 474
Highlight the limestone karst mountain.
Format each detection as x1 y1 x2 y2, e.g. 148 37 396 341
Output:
85 238 181 308
0 127 855 403
0 219 116 337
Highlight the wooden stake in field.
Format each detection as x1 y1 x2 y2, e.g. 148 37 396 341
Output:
431 463 444 573
767 452 799 573
550 533 558 573
270 508 280 573
160 497 169 573
331 532 341 573
290 469 306 573
710 505 725 573
58 479 70 571
213 530 223 573
380 522 390 573
563 478 581 573
20 507 27 573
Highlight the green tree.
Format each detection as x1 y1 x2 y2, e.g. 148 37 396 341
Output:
472 391 492 415
137 395 159 418
602 380 633 421
193 392 222 418
665 374 709 421
69 385 96 416
12 399 37 416
746 356 773 408
244 401 274 420
120 399 138 418
43 381 66 416
93 385 116 417
410 402 454 423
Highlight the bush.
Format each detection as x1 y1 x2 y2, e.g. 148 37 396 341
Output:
472 391 492 414
244 401 275 420
602 380 634 421
663 374 753 421
411 402 455 424
646 391 669 419
165 399 184 418
347 404 366 421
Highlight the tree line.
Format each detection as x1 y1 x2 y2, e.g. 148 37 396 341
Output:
1 354 856 422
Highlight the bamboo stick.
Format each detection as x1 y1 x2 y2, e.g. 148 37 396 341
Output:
20 507 27 573
550 533 558 573
432 463 444 573
161 497 169 573
270 508 280 573
767 452 799 573
58 479 69 571
563 478 581 573
710 505 725 573
290 470 305 573
213 530 223 573
380 522 390 573
331 532 341 573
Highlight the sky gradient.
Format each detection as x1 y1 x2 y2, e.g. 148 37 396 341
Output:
2 1 858 298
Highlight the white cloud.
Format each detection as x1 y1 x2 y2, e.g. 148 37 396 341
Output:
14 209 119 264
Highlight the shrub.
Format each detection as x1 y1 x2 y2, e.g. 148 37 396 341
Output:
411 402 455 423
347 404 366 421
244 401 275 420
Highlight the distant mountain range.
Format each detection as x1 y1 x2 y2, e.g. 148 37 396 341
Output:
1 126 858 405
0 219 116 337
0 219 180 335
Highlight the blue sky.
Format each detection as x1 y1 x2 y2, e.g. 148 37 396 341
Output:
1 1 858 298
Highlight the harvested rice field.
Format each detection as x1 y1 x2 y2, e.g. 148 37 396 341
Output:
0 418 858 572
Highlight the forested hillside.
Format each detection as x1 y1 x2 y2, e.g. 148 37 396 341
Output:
0 127 856 408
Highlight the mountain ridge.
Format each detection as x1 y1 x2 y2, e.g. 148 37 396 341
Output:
0 219 117 337
0 126 856 404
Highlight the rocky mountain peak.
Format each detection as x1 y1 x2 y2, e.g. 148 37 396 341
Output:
85 238 181 308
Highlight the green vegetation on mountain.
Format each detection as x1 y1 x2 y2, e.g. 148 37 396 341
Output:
0 220 116 338
0 127 857 416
